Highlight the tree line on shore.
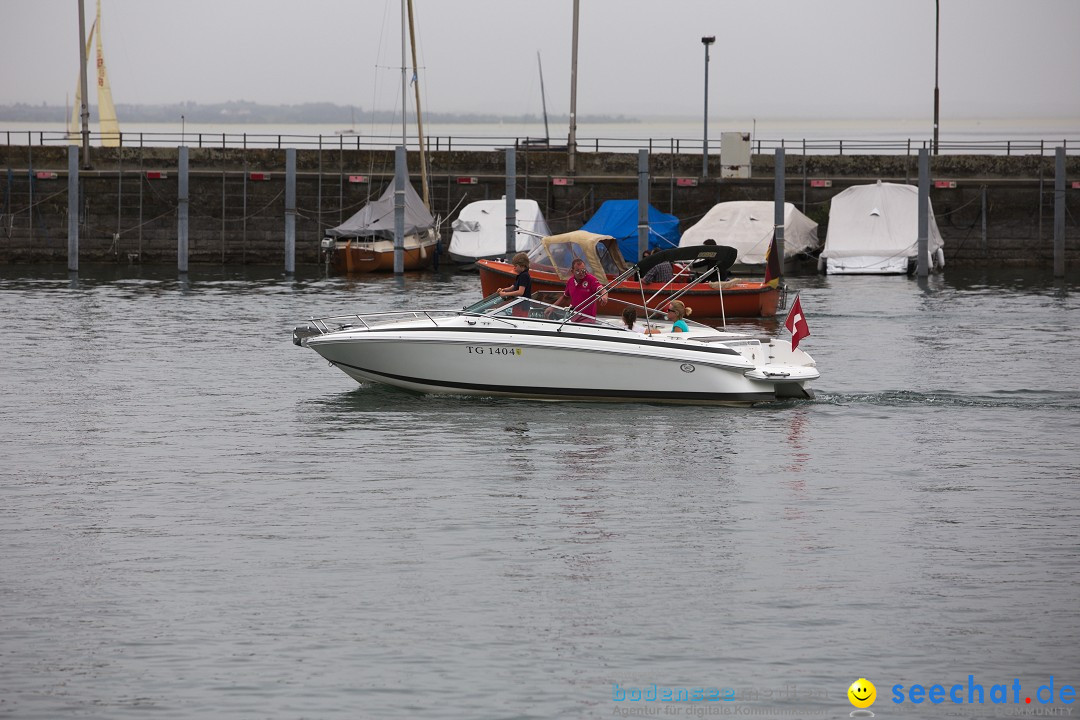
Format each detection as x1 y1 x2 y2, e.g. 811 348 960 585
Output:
0 100 634 125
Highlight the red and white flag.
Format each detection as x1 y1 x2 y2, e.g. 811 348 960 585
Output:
784 294 810 350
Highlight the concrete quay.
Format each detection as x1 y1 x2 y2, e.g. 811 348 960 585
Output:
1 144 1077 267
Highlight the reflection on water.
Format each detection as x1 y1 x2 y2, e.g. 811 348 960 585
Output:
0 263 1077 719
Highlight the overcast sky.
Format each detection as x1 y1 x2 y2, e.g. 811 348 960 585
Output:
2 0 1078 121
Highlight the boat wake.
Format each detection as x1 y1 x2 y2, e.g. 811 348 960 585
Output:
814 388 1080 411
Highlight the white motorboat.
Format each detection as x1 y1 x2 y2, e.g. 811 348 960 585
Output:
293 246 819 406
820 181 945 274
680 201 821 275
447 198 550 264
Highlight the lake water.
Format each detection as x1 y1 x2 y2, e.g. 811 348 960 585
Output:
1 264 1078 719
4 117 1077 154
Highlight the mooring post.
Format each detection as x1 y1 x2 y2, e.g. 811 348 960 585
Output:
917 148 929 277
505 147 516 257
178 146 189 274
981 186 988 258
774 148 786 269
394 146 405 275
637 149 649 258
67 145 79 272
1054 146 1065 278
285 148 296 275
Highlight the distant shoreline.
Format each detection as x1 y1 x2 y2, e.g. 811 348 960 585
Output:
0 102 637 126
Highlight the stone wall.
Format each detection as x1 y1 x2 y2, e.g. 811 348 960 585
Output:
1 144 1076 266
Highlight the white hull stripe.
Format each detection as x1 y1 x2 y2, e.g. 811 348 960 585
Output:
334 360 774 403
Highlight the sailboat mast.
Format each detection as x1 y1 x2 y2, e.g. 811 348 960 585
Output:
77 0 90 164
568 0 579 173
400 0 407 147
407 0 430 209
537 51 550 145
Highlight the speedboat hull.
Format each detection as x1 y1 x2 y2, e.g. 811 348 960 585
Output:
296 310 816 406
825 255 912 275
823 248 945 275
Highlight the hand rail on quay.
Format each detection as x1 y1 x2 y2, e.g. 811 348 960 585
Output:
3 129 1075 156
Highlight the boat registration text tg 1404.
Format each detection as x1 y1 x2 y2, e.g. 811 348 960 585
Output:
466 346 523 356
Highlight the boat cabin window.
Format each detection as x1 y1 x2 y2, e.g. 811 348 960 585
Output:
525 243 560 275
545 242 591 274
594 242 623 277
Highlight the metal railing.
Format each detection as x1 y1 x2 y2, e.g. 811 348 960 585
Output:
3 129 1076 156
307 310 459 334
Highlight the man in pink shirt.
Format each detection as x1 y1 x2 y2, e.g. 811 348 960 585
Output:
547 258 608 321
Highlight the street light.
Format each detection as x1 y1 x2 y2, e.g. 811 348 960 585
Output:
702 36 715 177
181 114 186 145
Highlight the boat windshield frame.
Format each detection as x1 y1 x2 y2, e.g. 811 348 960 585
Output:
461 295 627 330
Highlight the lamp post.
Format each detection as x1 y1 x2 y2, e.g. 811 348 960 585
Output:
701 35 715 177
181 114 185 145
933 0 940 155
77 0 90 167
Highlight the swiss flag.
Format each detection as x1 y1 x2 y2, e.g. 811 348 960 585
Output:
784 294 810 350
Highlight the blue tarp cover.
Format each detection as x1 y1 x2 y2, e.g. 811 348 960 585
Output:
580 200 682 261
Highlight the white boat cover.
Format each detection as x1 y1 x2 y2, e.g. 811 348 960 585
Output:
821 181 943 265
448 198 551 260
679 201 819 265
326 181 435 240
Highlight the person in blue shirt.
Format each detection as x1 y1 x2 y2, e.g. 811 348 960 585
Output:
644 300 692 334
665 300 691 332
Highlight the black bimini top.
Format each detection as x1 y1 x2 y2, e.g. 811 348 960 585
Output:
634 244 738 277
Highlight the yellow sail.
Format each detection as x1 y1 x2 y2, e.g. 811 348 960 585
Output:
95 0 120 147
68 19 96 141
68 0 120 146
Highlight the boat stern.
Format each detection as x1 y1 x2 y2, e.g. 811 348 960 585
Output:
741 338 819 399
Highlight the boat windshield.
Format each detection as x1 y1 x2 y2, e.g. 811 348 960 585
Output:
526 242 557 272
462 296 624 329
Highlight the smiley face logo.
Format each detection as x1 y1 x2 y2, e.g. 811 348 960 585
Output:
848 678 877 709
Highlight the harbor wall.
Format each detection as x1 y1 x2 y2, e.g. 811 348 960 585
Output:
1 144 1077 267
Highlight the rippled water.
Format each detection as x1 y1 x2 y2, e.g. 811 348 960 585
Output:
1 264 1078 719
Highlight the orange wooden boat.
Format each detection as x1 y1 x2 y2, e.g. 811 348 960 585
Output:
328 231 439 273
323 180 439 273
477 231 779 318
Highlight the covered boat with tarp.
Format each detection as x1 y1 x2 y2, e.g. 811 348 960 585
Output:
580 200 682 261
477 230 780 318
821 181 945 274
447 198 551 264
680 201 820 274
322 181 439 273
